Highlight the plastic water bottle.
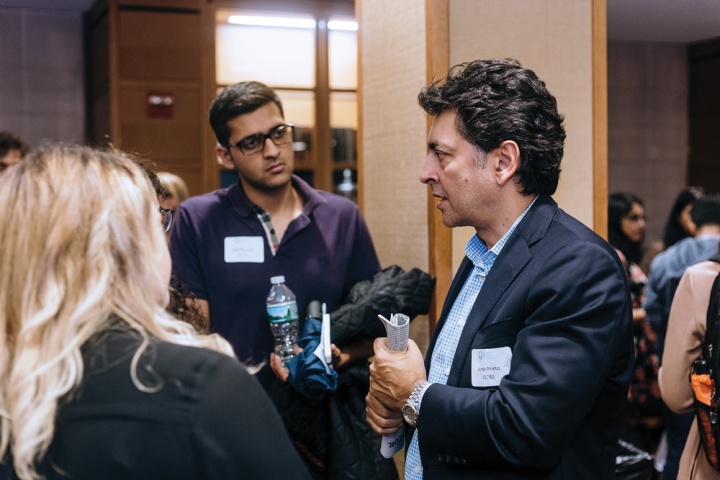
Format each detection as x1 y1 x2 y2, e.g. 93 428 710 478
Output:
266 275 299 365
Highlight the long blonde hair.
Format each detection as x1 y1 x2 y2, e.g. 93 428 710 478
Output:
0 145 234 480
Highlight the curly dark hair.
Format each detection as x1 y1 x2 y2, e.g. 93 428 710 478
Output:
209 81 284 146
168 275 209 333
608 192 645 265
418 58 566 195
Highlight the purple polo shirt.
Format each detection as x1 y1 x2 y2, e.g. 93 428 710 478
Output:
169 175 381 368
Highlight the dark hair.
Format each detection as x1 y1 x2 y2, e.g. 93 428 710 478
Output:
662 187 704 248
608 192 645 264
690 194 720 228
0 130 30 158
169 275 208 333
418 58 566 195
209 81 284 146
130 156 170 199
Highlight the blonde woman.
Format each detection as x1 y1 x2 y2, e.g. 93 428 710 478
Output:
0 145 310 480
157 171 190 212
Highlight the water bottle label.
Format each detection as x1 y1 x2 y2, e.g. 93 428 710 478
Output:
267 302 299 324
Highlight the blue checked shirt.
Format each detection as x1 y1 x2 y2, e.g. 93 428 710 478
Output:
404 198 536 480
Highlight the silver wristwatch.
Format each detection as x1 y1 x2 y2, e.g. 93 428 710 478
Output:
402 381 430 427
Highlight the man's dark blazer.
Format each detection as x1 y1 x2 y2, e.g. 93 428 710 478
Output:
416 195 634 479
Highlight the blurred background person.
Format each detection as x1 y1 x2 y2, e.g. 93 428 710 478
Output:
642 187 705 273
0 145 310 480
157 170 190 213
608 192 663 458
135 162 207 332
658 253 720 479
0 130 29 173
646 193 720 480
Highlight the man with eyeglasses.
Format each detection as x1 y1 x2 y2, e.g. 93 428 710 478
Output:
170 80 379 371
169 81 384 478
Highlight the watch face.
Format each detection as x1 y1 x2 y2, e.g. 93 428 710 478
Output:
402 404 418 426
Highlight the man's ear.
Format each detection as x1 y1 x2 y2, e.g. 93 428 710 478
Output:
216 146 236 170
495 140 520 186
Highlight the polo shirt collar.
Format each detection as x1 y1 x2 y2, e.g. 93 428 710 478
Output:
229 174 328 217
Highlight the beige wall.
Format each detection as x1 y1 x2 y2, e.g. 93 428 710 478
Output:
361 0 598 273
360 0 430 273
447 0 596 267
360 0 600 362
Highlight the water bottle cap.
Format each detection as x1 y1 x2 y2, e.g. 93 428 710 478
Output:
270 275 285 284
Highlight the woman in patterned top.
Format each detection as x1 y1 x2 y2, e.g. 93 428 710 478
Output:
609 192 662 439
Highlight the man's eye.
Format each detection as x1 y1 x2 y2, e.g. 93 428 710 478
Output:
271 126 288 140
241 135 261 150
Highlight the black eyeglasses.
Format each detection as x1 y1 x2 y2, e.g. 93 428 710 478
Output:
160 207 173 233
224 123 294 156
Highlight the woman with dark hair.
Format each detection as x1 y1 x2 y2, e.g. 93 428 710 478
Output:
609 192 662 448
642 187 704 273
609 192 647 269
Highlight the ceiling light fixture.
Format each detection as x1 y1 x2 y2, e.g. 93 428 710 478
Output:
227 15 316 29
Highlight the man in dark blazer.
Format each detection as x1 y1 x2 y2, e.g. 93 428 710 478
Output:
366 58 634 479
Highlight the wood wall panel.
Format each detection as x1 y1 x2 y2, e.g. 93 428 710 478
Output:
87 0 207 195
118 84 203 157
447 0 596 267
425 0 450 331
118 10 202 82
689 38 720 193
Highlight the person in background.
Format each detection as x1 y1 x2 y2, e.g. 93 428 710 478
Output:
608 192 663 462
0 144 310 480
366 58 633 479
659 253 720 479
642 187 704 273
0 130 29 173
157 171 190 212
135 162 207 332
645 193 720 480
169 81 385 477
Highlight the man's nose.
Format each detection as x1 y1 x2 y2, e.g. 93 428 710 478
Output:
420 155 436 184
263 137 280 158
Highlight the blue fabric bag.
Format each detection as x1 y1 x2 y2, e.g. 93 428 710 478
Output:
287 317 338 400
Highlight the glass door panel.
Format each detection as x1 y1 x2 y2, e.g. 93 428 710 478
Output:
216 10 316 88
328 19 357 90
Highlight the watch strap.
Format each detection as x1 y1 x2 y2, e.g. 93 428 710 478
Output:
407 381 432 410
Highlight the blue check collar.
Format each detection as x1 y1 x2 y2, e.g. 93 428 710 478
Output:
465 196 537 277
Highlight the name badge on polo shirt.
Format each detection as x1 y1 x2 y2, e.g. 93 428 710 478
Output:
224 236 264 263
471 346 512 387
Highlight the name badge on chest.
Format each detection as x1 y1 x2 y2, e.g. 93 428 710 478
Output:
471 346 512 387
224 236 264 263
